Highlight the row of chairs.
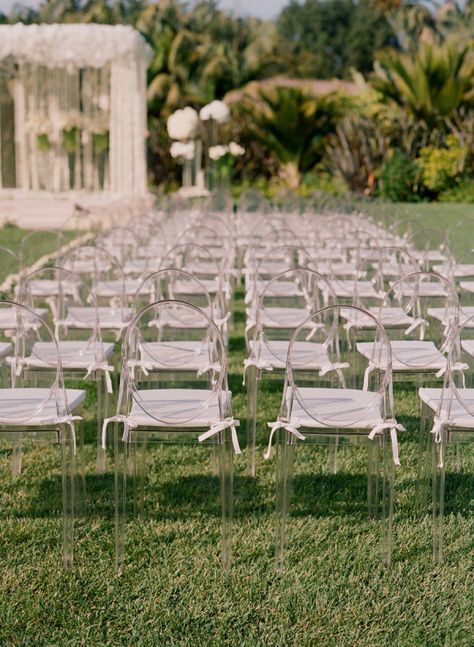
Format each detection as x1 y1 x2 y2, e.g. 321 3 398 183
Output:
0 201 472 572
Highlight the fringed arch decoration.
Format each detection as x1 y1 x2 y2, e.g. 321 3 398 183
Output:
0 24 151 194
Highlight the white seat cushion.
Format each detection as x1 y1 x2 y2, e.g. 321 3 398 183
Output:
248 339 329 370
27 341 114 369
247 307 316 330
95 279 148 298
28 279 80 298
139 341 217 372
0 388 85 425
357 340 446 371
341 306 413 329
332 280 383 300
128 388 230 428
61 306 133 330
288 387 383 429
0 308 48 331
419 387 474 429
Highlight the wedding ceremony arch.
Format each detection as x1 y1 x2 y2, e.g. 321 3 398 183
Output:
0 23 151 194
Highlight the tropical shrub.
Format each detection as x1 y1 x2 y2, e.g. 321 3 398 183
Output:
438 179 474 202
416 135 468 193
379 149 421 201
239 86 351 189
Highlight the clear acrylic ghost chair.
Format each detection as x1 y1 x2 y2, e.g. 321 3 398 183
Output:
18 267 115 472
244 245 313 310
418 314 474 562
60 245 133 339
0 300 85 567
19 229 66 272
161 242 232 308
267 304 404 569
353 272 458 387
131 268 228 375
411 226 450 270
371 246 419 293
102 300 240 572
245 268 337 476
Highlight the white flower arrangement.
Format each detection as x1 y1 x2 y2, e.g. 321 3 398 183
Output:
167 107 199 141
228 141 245 156
208 144 229 161
200 100 230 124
170 141 196 161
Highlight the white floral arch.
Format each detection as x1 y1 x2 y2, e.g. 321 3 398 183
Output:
0 24 151 194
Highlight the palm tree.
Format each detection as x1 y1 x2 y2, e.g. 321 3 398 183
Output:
371 43 474 130
238 86 350 189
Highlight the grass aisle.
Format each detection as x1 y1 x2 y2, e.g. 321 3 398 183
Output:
0 228 472 645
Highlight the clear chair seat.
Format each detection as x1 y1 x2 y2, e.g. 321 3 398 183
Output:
27 341 114 370
28 279 80 298
0 388 85 425
248 339 329 370
287 387 383 429
332 280 383 300
128 388 231 428
95 279 151 298
60 307 133 330
139 340 217 372
357 340 446 371
0 307 48 330
419 387 474 429
246 307 319 330
341 306 413 329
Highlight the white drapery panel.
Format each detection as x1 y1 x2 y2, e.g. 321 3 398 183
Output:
0 24 151 194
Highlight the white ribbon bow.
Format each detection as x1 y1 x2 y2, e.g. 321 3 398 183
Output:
84 362 114 394
56 414 83 454
368 420 405 467
264 420 305 460
101 414 138 448
405 318 429 340
242 357 274 385
430 416 447 468
198 418 241 454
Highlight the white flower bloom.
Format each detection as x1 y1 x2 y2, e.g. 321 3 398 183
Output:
170 141 195 160
208 145 229 161
200 100 230 124
228 141 245 156
167 107 199 141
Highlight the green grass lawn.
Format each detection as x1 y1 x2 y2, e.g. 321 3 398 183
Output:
0 212 473 646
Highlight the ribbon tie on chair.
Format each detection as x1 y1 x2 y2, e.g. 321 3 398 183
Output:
242 357 274 385
363 361 379 391
430 416 448 468
127 359 152 379
405 318 429 340
56 414 83 454
368 420 405 467
198 418 241 454
84 361 114 394
101 414 138 448
435 362 468 387
264 420 305 460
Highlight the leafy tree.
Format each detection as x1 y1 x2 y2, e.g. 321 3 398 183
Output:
239 86 350 189
277 0 397 79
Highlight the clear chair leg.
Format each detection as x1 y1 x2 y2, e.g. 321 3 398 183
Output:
417 402 432 512
114 422 128 573
132 435 147 519
367 440 380 520
11 433 22 479
96 374 106 474
246 366 258 477
219 430 233 572
275 429 295 571
432 430 446 564
329 434 339 475
381 431 394 567
61 423 76 569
